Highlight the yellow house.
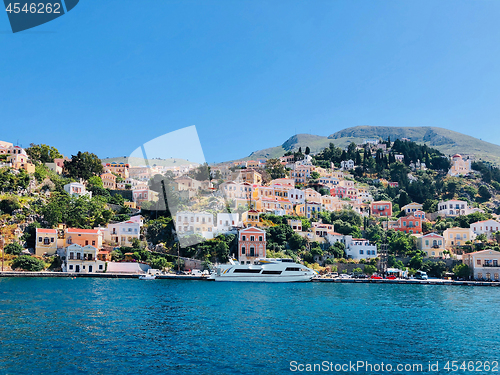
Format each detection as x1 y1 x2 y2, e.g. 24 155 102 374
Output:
241 210 266 227
417 232 446 258
443 227 476 251
35 228 58 256
101 172 117 189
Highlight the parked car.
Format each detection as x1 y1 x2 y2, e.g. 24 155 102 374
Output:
339 274 352 279
371 275 383 279
386 275 397 280
415 271 428 280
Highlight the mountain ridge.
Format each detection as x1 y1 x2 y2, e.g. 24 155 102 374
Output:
237 126 500 165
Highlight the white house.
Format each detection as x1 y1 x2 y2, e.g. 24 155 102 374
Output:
463 249 500 280
437 200 483 218
64 244 105 273
344 237 378 260
104 220 141 247
175 211 215 239
216 213 240 232
64 182 92 198
448 154 472 176
401 202 423 216
470 220 500 239
340 159 355 171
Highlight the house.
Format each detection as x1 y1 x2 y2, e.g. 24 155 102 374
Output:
448 154 471 176
290 164 313 184
436 199 483 218
470 220 500 239
132 188 159 207
231 169 262 185
443 227 476 250
35 228 58 256
64 182 92 198
312 223 336 238
64 244 106 273
395 215 422 234
295 201 322 219
370 201 392 217
103 162 130 179
340 159 355 171
395 154 404 162
100 172 117 189
104 221 141 247
462 249 500 280
344 237 378 260
175 211 215 239
175 175 204 191
45 162 63 174
288 219 302 232
413 210 426 220
242 210 263 227
401 202 423 216
216 213 240 232
238 227 266 264
65 228 103 249
417 233 445 258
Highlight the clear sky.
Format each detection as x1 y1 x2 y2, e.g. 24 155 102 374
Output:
1 0 500 163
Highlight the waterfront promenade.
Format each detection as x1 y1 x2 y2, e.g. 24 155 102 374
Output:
1 271 500 286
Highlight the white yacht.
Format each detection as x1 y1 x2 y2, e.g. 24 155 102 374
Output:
209 258 316 282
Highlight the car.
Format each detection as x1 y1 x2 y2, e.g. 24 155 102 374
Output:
415 271 428 280
386 275 397 280
371 275 383 279
339 274 352 279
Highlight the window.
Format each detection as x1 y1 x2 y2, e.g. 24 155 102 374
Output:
258 236 263 241
69 252 74 260
38 237 42 242
51 237 54 243
241 246 245 254
250 236 255 241
477 259 481 265
250 247 255 256
69 265 73 270
99 265 103 270
43 237 50 245
92 241 95 246
242 235 246 241
85 240 89 245
359 250 364 254
77 253 81 260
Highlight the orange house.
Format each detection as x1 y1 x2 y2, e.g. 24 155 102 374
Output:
65 228 103 249
395 215 422 234
370 201 393 217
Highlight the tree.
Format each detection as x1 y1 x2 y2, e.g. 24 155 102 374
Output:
87 176 103 188
26 143 62 164
63 151 103 181
11 255 45 271
478 185 491 201
4 242 23 255
453 263 470 279
310 171 320 180
0 196 21 214
305 147 310 155
364 264 377 275
150 257 172 271
265 158 288 179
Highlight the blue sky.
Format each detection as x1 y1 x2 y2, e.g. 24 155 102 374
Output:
1 0 500 163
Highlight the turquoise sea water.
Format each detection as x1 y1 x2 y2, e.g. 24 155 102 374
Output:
1 278 499 375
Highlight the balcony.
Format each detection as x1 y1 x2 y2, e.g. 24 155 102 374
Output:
482 263 499 268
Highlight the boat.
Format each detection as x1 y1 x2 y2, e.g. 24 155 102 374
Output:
208 258 316 282
139 274 156 280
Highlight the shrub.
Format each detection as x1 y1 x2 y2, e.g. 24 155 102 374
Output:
364 265 377 275
4 242 23 255
11 255 45 271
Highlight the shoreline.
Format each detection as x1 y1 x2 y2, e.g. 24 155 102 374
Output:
1 272 500 286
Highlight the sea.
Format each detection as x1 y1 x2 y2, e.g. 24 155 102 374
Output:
1 278 499 375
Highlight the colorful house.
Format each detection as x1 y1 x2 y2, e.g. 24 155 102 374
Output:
35 228 58 256
370 201 392 217
238 227 266 264
417 233 445 258
463 249 500 280
395 215 422 234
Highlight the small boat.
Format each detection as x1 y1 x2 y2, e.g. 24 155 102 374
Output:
139 274 156 280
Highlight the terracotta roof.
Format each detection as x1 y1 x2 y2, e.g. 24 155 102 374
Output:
66 228 100 234
36 228 57 234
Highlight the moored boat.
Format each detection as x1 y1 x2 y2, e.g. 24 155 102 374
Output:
209 258 316 282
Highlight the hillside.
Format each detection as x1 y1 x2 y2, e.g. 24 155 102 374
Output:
238 126 500 165
102 156 195 167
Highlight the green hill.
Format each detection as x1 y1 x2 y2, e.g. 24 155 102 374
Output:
237 126 500 165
